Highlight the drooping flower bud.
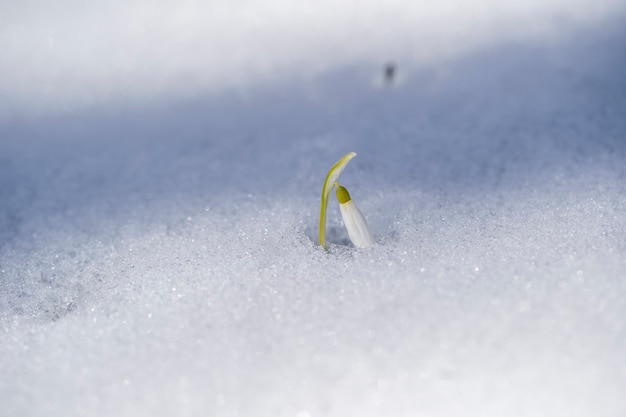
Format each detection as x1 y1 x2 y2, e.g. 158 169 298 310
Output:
335 184 374 248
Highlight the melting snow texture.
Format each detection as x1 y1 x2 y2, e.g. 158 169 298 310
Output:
1 1 625 416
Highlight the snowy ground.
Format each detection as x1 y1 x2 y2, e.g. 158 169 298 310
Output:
1 1 626 417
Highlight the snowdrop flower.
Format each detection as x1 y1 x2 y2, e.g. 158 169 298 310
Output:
318 151 374 249
335 183 374 248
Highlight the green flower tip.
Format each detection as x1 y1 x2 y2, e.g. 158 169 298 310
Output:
335 184 351 204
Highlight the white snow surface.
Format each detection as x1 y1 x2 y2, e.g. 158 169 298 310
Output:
1 1 626 417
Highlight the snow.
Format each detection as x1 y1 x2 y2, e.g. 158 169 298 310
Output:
1 1 626 416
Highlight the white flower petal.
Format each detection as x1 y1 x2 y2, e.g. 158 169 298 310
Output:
339 200 374 248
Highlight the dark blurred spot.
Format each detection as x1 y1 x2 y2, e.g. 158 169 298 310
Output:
384 62 396 86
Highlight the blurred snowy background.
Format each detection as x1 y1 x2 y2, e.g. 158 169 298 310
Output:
1 1 625 416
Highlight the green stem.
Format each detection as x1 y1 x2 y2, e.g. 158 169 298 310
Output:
318 152 357 249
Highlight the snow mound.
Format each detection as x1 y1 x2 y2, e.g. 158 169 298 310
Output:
1 3 626 417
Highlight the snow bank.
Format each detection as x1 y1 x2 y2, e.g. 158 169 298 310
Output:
0 0 623 118
1 1 625 417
